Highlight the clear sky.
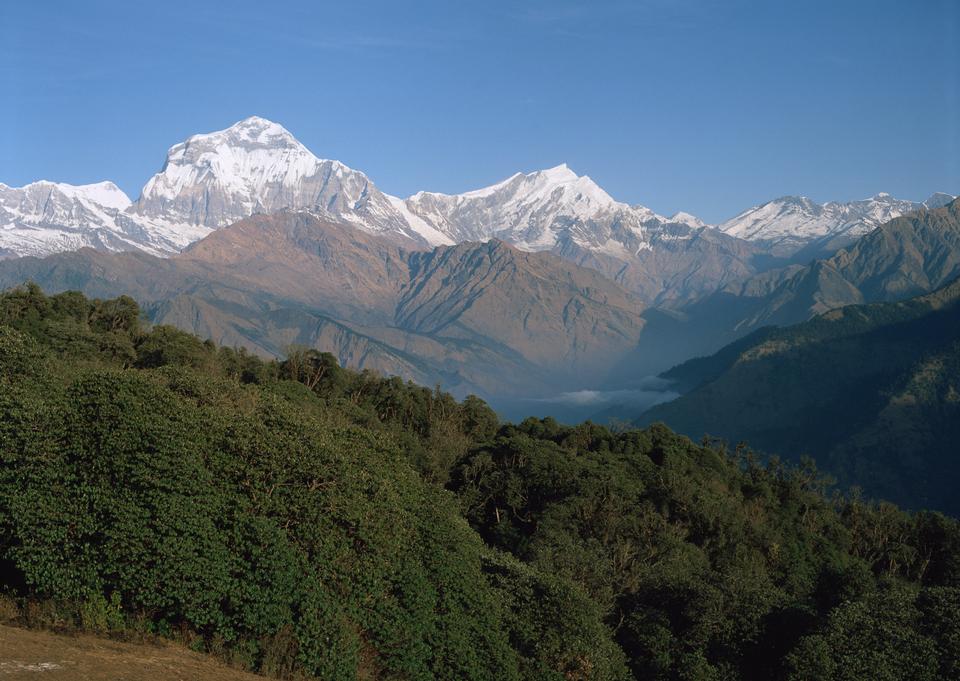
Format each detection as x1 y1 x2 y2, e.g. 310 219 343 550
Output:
1 0 958 223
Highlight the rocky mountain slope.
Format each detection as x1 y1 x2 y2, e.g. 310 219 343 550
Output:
720 198 960 324
133 116 445 246
611 198 960 377
0 117 450 261
0 212 647 398
638 275 960 514
0 180 152 257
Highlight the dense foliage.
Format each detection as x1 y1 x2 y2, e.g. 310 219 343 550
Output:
0 284 958 680
644 276 960 515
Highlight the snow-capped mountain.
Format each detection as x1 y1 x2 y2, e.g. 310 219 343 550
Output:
0 117 455 261
409 165 634 243
720 192 956 256
133 116 447 245
2 115 951 304
1 117 710 261
0 180 137 258
400 163 675 256
0 178 215 258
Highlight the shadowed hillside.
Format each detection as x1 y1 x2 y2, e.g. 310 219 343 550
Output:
641 276 960 513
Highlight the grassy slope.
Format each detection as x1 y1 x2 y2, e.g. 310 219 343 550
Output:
0 624 268 681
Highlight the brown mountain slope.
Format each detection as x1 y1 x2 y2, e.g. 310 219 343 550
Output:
0 212 646 398
178 211 414 323
554 221 764 306
607 198 960 382
399 240 645 381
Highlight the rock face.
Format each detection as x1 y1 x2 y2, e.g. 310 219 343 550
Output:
0 212 648 398
4 117 749 303
11 114 920 306
719 192 955 258
638 275 960 515
401 163 666 249
397 239 646 383
0 117 454 262
6 115 951 306
0 179 213 258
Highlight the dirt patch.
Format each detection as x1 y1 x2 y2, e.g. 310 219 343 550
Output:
0 625 268 680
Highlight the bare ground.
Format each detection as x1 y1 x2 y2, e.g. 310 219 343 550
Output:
0 625 267 680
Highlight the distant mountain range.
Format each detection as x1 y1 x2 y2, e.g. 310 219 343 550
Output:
638 272 960 515
719 191 955 258
1 115 957 410
2 116 951 305
0 212 652 398
611 199 960 378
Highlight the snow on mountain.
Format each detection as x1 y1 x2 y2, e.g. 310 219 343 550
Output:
923 192 957 209
0 117 708 260
0 180 130 222
53 181 132 211
667 211 707 228
0 117 453 260
0 177 215 258
397 163 677 254
0 180 140 258
719 192 956 256
2 115 948 274
134 116 445 246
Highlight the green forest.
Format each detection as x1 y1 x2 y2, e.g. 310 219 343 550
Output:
1 284 958 680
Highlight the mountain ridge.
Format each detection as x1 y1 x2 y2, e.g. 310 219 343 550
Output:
5 116 949 307
719 191 955 258
0 211 648 398
612 198 960 377
638 274 960 514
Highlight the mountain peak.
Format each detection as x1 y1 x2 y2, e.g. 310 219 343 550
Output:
923 192 957 209
55 181 132 210
669 211 706 228
8 179 132 211
135 117 367 229
185 116 304 151
537 163 578 182
447 163 600 202
771 195 818 207
721 190 945 257
236 114 278 127
524 164 618 208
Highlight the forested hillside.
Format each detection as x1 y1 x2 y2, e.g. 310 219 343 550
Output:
1 284 959 680
641 276 960 515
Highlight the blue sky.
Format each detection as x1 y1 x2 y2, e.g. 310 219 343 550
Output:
1 0 957 222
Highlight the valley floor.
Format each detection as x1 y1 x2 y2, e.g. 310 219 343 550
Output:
0 625 266 681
